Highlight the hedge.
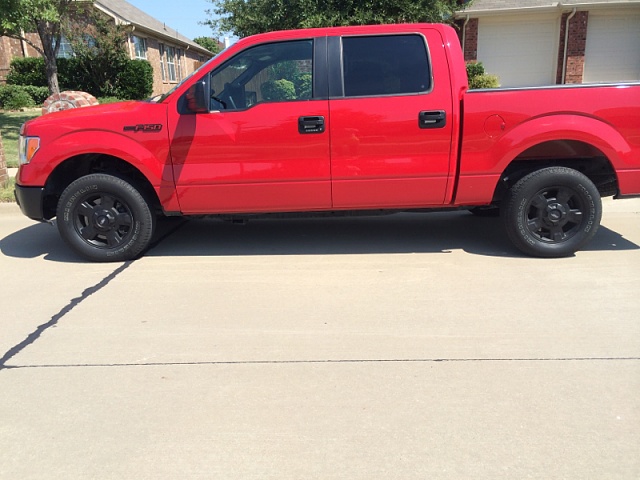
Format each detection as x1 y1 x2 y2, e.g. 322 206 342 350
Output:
7 57 153 100
0 84 48 110
466 62 500 89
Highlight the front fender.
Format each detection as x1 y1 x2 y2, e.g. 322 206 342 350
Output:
19 130 173 188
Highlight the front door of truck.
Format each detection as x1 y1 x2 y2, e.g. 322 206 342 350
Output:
169 39 331 214
328 31 454 208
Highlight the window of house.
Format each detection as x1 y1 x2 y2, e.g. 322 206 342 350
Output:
159 43 166 81
132 35 147 59
166 46 177 82
56 35 74 59
208 40 313 111
342 35 431 97
176 48 183 81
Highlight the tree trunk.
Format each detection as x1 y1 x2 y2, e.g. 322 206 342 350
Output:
36 20 61 95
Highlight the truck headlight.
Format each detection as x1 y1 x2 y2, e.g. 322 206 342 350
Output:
19 135 40 165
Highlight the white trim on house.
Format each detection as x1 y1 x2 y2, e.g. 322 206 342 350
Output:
456 0 640 17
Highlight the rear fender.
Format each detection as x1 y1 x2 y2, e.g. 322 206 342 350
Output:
456 114 636 204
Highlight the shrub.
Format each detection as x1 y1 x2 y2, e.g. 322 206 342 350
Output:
294 73 312 99
469 74 500 89
466 62 486 79
22 86 50 105
96 96 122 105
115 60 153 100
6 58 47 87
0 85 36 110
6 56 153 100
261 79 297 101
466 62 500 89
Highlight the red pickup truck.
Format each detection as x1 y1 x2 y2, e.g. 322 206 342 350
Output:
15 23 640 261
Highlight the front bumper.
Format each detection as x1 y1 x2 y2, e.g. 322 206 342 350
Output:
14 185 45 221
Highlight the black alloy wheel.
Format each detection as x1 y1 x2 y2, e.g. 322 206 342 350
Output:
502 167 602 257
57 174 155 262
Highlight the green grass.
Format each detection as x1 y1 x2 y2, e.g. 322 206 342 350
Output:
0 177 15 203
0 109 42 168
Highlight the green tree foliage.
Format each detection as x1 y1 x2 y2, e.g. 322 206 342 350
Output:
261 79 296 101
466 62 500 89
0 84 36 109
8 55 153 101
64 9 129 97
0 0 83 94
204 0 465 38
114 60 153 100
193 36 222 54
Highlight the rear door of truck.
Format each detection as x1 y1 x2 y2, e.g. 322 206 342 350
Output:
328 28 455 208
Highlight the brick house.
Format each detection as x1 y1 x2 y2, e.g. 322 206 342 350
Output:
0 0 216 96
455 0 640 87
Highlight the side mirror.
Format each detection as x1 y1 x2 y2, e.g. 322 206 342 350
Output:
181 80 208 114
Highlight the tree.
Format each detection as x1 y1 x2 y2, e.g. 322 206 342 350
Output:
65 8 129 97
193 36 222 55
0 0 88 95
204 0 466 38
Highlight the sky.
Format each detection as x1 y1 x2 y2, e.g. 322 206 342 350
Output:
126 0 217 41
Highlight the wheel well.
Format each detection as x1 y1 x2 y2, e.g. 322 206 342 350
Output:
42 154 161 219
492 140 618 204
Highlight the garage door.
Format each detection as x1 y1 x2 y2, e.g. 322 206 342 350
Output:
583 11 640 83
477 15 559 87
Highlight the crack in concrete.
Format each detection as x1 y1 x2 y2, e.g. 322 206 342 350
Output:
0 219 188 372
0 262 133 371
4 357 639 370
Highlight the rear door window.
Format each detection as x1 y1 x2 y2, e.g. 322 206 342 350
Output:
342 35 431 97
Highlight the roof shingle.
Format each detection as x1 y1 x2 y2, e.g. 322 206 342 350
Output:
95 0 212 53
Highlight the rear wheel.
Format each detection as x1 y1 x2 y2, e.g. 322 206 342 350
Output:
502 167 601 257
56 174 155 262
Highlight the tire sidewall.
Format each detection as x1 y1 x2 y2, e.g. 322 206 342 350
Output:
57 174 154 262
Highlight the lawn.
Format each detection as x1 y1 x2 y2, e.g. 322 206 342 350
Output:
1 109 42 168
1 109 41 202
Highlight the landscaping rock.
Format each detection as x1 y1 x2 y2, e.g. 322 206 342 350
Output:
41 91 99 115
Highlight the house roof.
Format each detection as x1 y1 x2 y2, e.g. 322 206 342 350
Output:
457 0 640 15
93 0 214 55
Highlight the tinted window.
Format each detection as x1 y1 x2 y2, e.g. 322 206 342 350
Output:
209 40 313 110
342 35 431 97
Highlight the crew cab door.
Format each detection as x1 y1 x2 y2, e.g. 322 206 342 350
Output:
168 39 330 214
328 30 455 208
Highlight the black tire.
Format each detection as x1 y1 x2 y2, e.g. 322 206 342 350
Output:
56 174 155 262
502 167 601 258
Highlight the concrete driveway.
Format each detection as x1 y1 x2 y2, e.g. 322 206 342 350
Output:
1 199 639 479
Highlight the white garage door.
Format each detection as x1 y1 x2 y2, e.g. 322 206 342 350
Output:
583 11 640 83
477 15 559 87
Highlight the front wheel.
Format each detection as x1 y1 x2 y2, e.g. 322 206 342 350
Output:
56 174 155 262
502 167 601 258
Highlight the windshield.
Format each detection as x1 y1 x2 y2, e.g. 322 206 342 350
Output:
154 55 219 103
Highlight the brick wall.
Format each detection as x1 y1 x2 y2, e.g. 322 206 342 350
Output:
131 36 211 96
455 18 479 62
556 11 589 84
0 33 42 83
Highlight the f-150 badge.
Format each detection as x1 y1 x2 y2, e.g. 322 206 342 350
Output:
123 124 163 132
